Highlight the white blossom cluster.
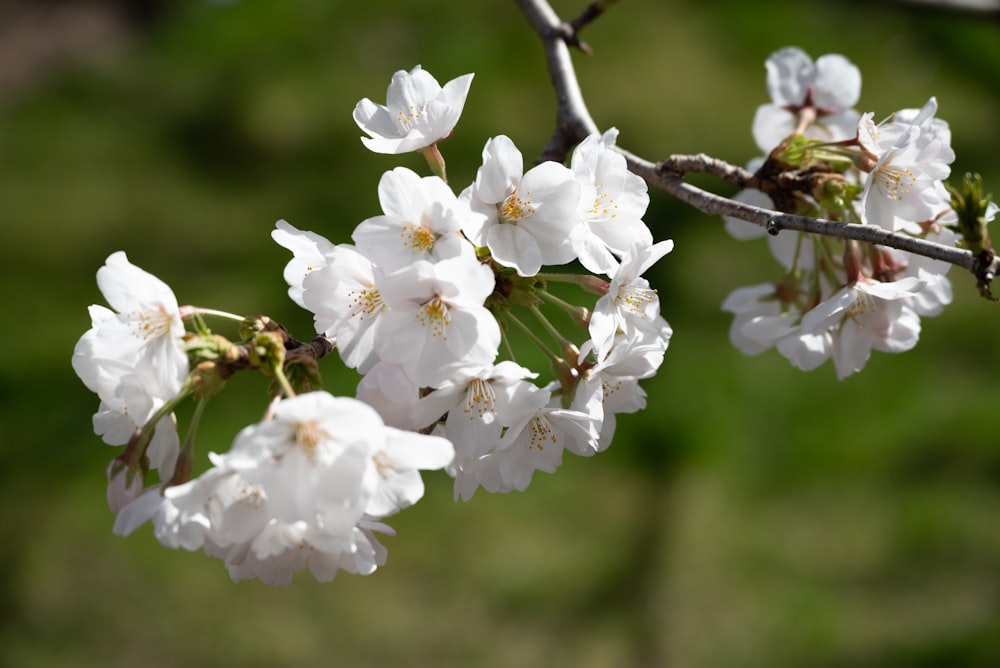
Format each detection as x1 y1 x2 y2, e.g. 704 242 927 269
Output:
73 252 456 585
722 47 991 379
278 65 672 501
72 65 672 585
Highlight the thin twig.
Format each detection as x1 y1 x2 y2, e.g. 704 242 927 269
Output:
514 0 598 162
566 0 619 53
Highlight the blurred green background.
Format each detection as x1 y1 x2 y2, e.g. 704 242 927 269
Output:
2 0 1000 666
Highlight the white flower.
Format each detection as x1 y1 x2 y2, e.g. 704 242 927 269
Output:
443 376 551 501
353 66 473 154
588 240 673 360
569 128 652 274
376 254 500 387
461 135 581 276
723 184 772 241
752 47 861 152
355 361 421 430
72 252 188 476
486 391 602 493
858 97 954 230
414 362 541 500
721 282 833 371
147 392 453 585
271 220 336 309
77 251 188 395
799 276 924 379
301 245 387 373
414 361 537 454
579 328 667 450
352 167 479 272
113 483 209 551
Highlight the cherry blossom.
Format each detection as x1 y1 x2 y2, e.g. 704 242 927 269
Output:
858 98 954 231
72 252 188 477
352 167 480 271
353 65 473 155
588 240 674 360
299 244 388 373
375 254 500 387
799 276 924 379
752 47 861 152
131 392 454 585
461 134 581 276
271 219 336 309
569 128 652 274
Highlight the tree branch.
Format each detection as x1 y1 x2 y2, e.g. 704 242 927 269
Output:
514 0 598 162
514 0 1000 290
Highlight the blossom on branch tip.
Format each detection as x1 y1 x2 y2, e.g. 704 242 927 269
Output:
353 65 473 155
858 98 955 231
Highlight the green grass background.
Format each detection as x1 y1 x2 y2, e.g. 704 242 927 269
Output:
2 0 1000 666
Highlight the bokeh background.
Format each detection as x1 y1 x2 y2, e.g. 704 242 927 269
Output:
2 0 1000 666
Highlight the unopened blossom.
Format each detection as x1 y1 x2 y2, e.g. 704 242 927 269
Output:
375 254 500 388
569 128 652 275
462 134 581 277
106 460 146 514
353 65 473 154
352 166 479 271
753 47 861 152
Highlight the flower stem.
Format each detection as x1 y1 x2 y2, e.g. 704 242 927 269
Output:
500 325 518 363
536 272 610 295
181 306 247 323
120 382 194 470
273 364 297 399
419 143 448 183
536 288 590 328
528 304 575 351
171 396 208 486
504 310 562 367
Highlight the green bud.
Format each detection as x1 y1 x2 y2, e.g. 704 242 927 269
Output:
283 352 324 394
249 331 287 375
946 172 994 255
815 174 862 222
190 360 228 400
